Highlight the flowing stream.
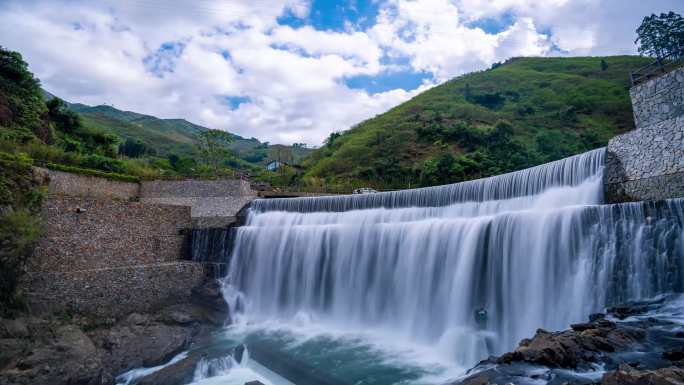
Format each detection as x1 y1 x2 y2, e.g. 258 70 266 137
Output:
190 147 684 384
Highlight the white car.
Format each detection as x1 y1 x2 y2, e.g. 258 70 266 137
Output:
352 187 378 194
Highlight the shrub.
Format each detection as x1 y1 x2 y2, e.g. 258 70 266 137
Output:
0 158 45 315
0 209 43 315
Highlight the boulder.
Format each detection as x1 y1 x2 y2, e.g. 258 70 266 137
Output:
0 325 102 385
91 321 191 376
190 279 229 325
497 318 646 369
136 345 238 385
602 364 684 385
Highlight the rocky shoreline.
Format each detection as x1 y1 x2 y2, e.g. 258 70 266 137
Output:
0 279 229 385
452 296 684 385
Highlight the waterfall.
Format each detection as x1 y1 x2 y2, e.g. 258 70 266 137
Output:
214 147 684 370
252 148 605 213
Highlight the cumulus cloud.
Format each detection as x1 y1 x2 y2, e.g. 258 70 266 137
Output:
0 0 682 145
370 0 551 81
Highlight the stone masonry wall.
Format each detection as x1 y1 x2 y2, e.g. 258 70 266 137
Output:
23 263 204 319
41 167 140 200
605 66 684 203
23 181 203 318
140 179 256 225
29 197 191 272
630 67 684 128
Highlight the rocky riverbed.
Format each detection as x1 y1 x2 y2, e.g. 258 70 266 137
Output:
451 295 684 385
0 279 229 385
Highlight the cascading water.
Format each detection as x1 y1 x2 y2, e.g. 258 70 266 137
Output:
206 147 684 383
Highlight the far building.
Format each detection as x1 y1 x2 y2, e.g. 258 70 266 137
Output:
266 160 285 171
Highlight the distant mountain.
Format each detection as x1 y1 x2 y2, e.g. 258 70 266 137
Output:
50 98 311 164
304 55 652 189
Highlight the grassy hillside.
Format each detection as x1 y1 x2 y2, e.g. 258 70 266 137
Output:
304 56 651 190
70 103 312 165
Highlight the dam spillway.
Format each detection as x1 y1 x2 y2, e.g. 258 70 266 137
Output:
193 147 684 383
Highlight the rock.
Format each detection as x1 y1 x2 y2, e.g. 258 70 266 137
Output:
0 318 29 338
135 354 198 385
663 349 684 362
607 297 666 320
570 322 595 332
245 382 267 385
588 313 605 322
90 320 191 376
0 338 27 369
192 279 228 321
0 325 102 385
137 345 237 385
602 364 684 385
125 313 150 326
496 320 645 368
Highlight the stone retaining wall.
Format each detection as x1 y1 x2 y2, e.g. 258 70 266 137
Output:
29 197 191 272
42 168 140 200
630 66 684 128
140 179 256 223
23 263 204 319
24 194 199 318
605 66 684 203
140 179 253 198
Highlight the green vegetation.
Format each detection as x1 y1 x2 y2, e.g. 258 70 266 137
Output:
1 46 310 185
0 155 45 315
635 11 684 59
303 55 652 190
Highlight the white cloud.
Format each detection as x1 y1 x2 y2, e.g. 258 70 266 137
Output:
370 0 551 81
1 0 682 145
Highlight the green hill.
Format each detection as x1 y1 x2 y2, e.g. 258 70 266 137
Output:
304 56 651 190
68 102 311 165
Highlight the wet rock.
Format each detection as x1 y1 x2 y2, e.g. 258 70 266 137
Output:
136 345 237 385
607 297 666 320
135 354 198 385
90 319 192 378
0 325 102 385
663 349 684 362
190 279 229 325
570 323 595 332
602 364 684 385
496 321 644 368
452 297 682 385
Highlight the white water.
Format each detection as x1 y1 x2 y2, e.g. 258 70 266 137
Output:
219 148 684 382
116 351 189 385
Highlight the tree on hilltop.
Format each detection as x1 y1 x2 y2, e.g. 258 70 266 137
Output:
635 11 684 59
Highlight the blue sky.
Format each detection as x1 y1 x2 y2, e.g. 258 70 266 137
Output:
1 0 683 145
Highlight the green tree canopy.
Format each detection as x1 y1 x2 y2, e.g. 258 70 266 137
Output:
0 46 46 139
635 11 684 59
197 129 235 173
119 138 148 158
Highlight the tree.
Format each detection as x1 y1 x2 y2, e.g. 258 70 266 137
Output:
118 138 148 158
635 12 684 59
46 97 82 134
600 59 609 71
325 131 341 148
0 46 47 139
197 129 235 173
